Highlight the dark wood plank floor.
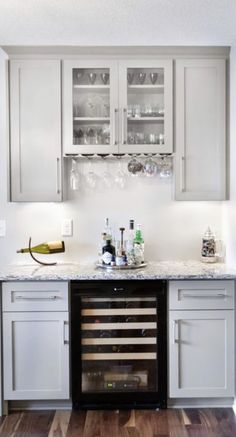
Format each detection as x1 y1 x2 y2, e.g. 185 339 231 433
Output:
0 408 235 436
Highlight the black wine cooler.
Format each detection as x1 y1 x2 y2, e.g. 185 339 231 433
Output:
71 280 167 409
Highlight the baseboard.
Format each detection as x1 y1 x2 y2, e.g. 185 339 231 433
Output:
168 397 234 408
9 399 72 411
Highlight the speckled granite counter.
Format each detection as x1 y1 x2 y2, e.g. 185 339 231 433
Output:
0 261 236 281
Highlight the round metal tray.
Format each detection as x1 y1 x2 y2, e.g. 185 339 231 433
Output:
96 262 147 270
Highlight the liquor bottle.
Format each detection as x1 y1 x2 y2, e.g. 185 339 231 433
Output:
98 232 107 263
103 217 112 241
126 219 136 265
16 240 65 254
102 240 115 265
134 224 145 263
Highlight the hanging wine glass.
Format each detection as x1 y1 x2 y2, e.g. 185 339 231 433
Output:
69 159 80 191
114 156 127 189
101 156 113 189
85 157 99 190
143 155 157 177
159 155 173 179
127 155 144 176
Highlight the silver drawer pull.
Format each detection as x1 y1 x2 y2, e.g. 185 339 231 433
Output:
15 295 60 301
182 293 226 299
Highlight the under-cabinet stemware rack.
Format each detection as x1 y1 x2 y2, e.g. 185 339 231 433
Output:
64 153 174 159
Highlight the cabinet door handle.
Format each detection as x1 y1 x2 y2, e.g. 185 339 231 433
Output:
114 108 118 145
122 108 127 145
172 320 179 344
180 156 185 192
15 295 60 301
63 320 69 345
56 157 61 194
182 293 226 299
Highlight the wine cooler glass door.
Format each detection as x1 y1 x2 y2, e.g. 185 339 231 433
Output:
81 296 158 394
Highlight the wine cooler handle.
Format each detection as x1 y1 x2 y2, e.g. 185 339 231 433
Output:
122 108 127 145
63 320 69 345
114 108 118 145
15 295 60 301
113 287 125 292
56 157 61 194
172 320 179 344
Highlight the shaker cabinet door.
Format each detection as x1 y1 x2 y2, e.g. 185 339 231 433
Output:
169 310 234 398
10 60 62 201
175 59 226 200
3 311 69 400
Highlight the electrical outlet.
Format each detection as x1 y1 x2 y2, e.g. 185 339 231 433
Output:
61 219 73 237
0 220 6 237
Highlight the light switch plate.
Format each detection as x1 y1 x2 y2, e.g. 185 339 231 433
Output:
0 220 6 237
61 219 73 237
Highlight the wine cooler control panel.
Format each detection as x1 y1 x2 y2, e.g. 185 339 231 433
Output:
71 280 167 409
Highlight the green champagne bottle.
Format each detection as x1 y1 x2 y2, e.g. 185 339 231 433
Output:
17 240 65 254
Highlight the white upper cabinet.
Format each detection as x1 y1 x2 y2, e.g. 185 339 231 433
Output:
63 59 173 155
10 60 62 202
175 59 226 200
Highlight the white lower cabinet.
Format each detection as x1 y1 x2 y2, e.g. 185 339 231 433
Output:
2 282 70 400
169 281 235 398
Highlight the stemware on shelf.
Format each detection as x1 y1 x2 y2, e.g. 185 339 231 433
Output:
137 72 146 84
150 72 158 84
76 71 84 84
101 73 109 85
88 73 97 85
101 157 114 189
127 72 134 85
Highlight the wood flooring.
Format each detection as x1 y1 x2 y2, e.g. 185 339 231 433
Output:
0 408 235 436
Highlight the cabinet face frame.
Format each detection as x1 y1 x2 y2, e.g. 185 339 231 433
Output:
174 58 226 200
63 59 119 155
9 59 62 202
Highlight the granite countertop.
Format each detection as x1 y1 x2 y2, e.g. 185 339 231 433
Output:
0 260 236 281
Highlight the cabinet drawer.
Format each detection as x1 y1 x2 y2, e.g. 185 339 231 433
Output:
169 280 234 310
2 282 68 312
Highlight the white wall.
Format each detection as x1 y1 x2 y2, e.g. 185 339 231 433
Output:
223 45 236 266
0 49 223 267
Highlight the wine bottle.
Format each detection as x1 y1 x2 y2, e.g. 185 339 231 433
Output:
17 240 65 254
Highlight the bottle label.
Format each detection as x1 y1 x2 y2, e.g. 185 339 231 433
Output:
102 251 113 265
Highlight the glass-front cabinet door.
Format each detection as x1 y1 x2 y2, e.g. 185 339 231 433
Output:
63 60 119 154
118 60 173 154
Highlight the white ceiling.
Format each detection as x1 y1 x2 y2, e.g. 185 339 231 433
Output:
0 0 236 46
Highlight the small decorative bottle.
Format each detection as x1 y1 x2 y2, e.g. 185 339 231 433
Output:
201 227 217 263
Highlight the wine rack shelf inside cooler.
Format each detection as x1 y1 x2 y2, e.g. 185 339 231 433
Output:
81 297 157 361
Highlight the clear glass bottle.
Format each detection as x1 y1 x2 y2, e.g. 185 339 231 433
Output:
103 218 112 242
126 219 136 265
134 224 145 264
